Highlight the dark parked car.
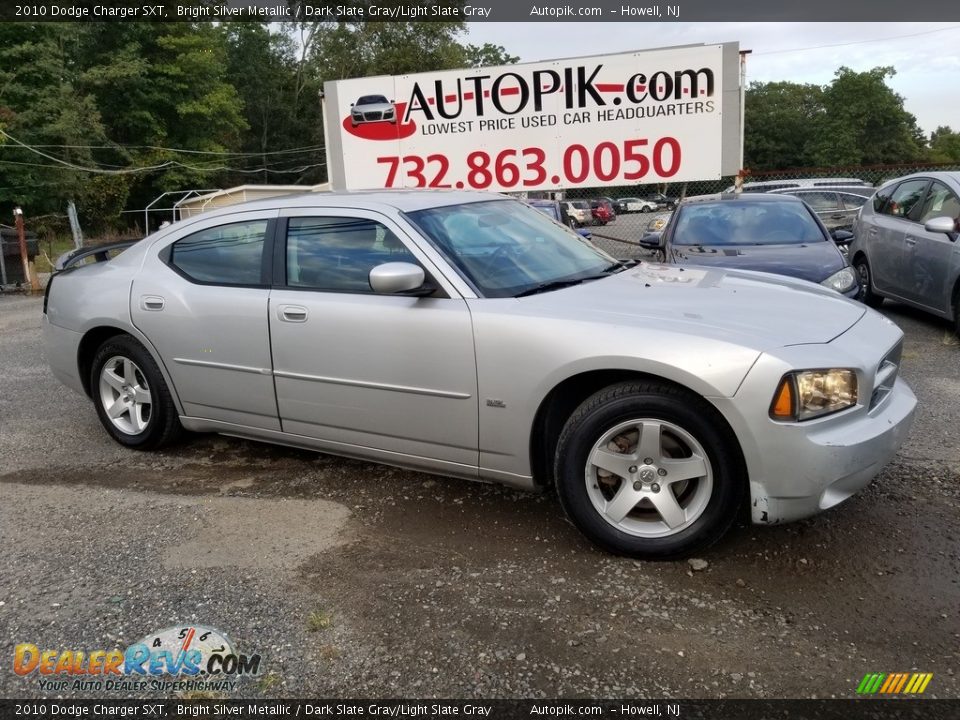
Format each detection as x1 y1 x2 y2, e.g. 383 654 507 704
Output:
640 194 859 298
590 199 616 225
770 188 873 233
642 192 680 210
849 171 960 334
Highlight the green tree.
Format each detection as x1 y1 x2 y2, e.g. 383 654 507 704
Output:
463 43 519 68
929 126 960 163
744 81 823 170
0 23 105 216
809 66 923 166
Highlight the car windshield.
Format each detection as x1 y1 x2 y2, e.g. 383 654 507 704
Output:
672 200 825 246
408 199 615 298
357 95 388 105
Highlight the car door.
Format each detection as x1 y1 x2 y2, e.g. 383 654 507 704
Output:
866 178 930 298
901 180 960 313
131 210 281 430
268 208 479 474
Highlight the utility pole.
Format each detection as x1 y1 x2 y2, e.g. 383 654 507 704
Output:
13 207 39 291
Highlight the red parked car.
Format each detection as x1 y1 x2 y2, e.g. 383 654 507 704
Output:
590 199 616 225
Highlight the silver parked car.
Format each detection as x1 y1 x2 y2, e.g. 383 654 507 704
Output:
770 188 873 233
44 192 916 559
849 172 960 336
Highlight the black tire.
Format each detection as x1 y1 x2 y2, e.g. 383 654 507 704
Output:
554 380 745 559
90 335 181 450
854 256 883 308
641 206 651 213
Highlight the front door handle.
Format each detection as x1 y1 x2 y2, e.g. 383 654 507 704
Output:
279 304 308 322
904 236 917 246
140 295 165 311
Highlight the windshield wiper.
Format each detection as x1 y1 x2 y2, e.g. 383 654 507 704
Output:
514 272 613 298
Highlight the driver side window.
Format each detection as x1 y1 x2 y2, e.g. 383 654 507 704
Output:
916 182 960 226
285 217 417 293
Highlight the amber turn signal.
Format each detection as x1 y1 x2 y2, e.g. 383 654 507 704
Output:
770 377 795 419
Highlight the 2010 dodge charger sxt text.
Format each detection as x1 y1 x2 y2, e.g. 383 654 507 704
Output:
43 191 917 558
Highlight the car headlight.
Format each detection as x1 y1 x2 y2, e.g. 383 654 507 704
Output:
770 369 858 421
821 267 857 293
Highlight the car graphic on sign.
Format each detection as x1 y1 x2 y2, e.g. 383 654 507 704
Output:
350 95 397 127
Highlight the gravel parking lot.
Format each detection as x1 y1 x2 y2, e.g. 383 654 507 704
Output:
1 291 958 699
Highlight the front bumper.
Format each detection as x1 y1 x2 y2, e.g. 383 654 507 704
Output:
712 309 917 525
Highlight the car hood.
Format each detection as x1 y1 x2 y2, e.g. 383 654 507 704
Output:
667 241 845 284
518 263 866 352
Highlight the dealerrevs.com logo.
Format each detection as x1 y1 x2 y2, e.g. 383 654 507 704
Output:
13 625 261 693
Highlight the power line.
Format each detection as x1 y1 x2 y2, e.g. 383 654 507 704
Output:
0 128 325 175
25 142 326 158
753 24 960 56
0 157 325 174
0 127 174 175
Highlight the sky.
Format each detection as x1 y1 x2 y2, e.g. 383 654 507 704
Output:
464 22 960 135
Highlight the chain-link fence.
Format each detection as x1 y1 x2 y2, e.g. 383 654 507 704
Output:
552 161 960 261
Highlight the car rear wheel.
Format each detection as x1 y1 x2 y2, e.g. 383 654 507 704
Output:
554 381 745 559
854 257 883 308
91 335 181 450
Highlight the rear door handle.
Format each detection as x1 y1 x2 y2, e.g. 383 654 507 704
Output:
278 304 308 322
140 295 165 311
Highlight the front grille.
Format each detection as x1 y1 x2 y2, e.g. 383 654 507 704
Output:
363 111 383 121
870 340 902 409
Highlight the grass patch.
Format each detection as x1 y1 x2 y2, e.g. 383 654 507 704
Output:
306 610 333 632
34 236 76 274
256 673 283 691
318 644 341 660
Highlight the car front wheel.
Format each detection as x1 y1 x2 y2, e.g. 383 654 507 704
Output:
555 381 745 559
854 256 883 308
91 335 182 450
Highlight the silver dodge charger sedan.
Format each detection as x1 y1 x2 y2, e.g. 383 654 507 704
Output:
43 191 917 559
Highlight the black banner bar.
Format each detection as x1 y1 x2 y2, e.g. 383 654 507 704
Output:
1 700 958 720
1 0 958 22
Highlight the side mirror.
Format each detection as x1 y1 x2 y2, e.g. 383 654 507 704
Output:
369 262 432 296
577 229 592 240
350 103 354 107
925 216 957 236
830 229 854 245
639 232 664 250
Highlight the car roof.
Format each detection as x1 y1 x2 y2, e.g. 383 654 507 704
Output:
772 186 874 197
681 193 805 205
877 171 960 189
172 190 507 221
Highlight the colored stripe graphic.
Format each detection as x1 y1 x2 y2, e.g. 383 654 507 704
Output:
857 672 932 694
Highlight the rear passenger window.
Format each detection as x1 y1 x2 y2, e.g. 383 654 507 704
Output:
170 220 268 285
797 192 840 211
881 180 929 221
286 217 417 293
839 193 868 210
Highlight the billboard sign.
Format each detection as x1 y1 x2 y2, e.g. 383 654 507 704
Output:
323 43 741 192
